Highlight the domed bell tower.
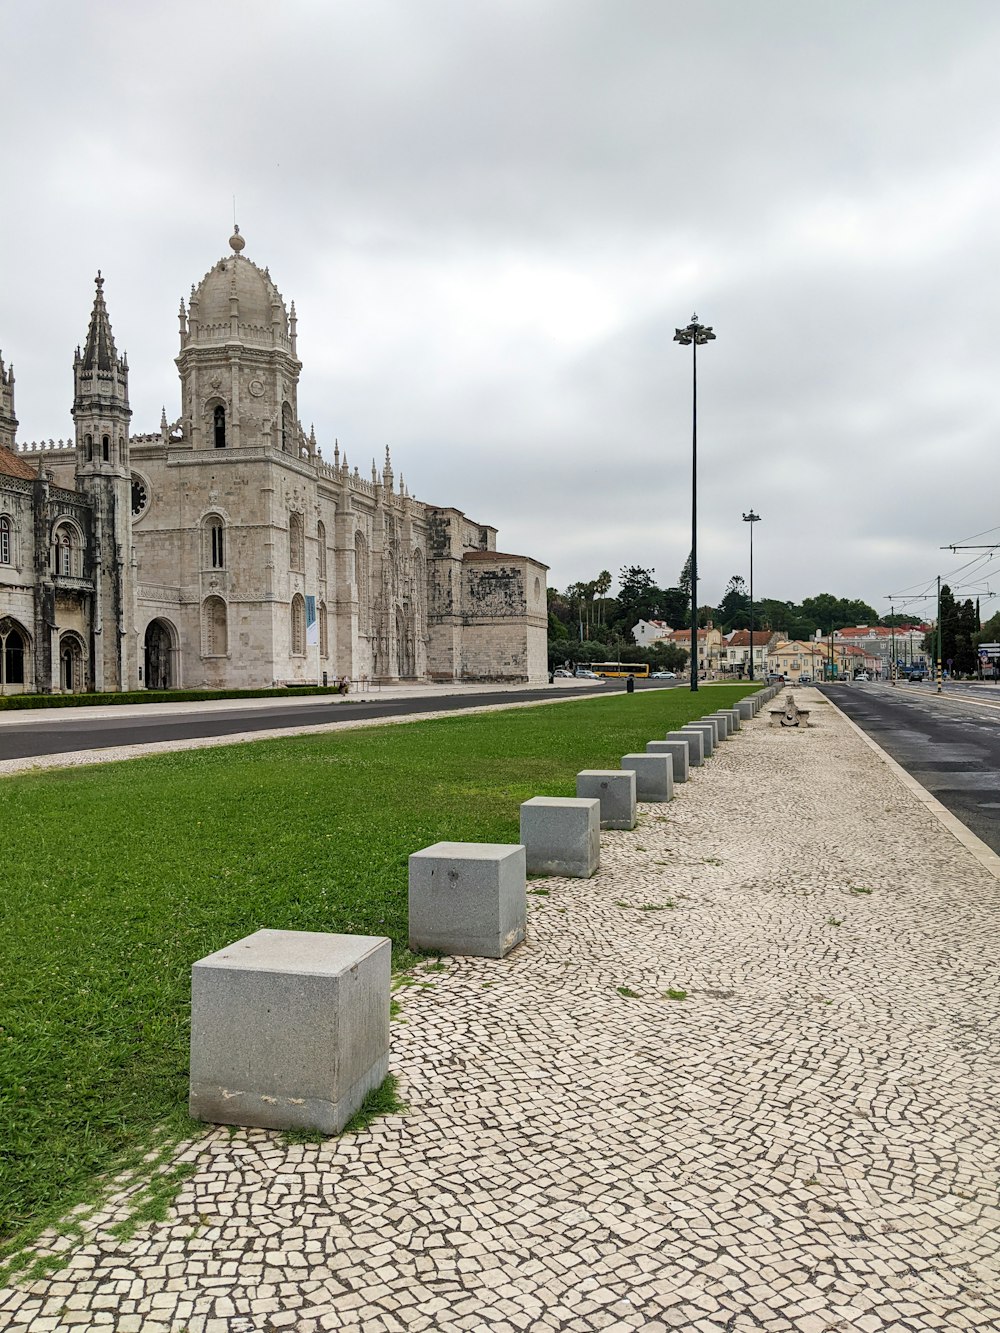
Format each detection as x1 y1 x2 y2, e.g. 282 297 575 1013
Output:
175 226 302 453
72 273 136 690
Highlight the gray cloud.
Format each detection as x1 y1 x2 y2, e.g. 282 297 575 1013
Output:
5 0 1000 618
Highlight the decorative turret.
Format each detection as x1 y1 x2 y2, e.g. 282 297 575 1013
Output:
72 273 132 470
383 445 394 492
0 352 17 451
175 227 302 450
71 273 136 691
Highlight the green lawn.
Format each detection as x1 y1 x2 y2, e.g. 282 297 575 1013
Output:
0 685 753 1255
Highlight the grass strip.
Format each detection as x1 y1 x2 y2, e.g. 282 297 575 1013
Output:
0 684 754 1254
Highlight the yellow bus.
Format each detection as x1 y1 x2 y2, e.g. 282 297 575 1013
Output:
591 662 651 679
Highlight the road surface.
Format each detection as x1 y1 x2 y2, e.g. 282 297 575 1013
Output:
820 682 1000 854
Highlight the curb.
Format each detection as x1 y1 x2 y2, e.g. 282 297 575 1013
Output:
822 691 1000 885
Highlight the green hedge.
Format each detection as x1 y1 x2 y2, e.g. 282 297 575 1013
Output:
0 686 343 711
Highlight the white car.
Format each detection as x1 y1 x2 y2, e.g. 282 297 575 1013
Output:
650 671 677 679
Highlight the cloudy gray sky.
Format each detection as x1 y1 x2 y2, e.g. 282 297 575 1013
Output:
4 0 1000 619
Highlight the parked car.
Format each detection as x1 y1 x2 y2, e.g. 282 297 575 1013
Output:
766 673 785 684
553 668 573 678
651 671 677 679
798 674 812 684
855 671 870 681
904 668 926 682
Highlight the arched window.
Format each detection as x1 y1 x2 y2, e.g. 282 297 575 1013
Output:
102 434 110 463
319 601 329 658
355 531 369 634
52 522 83 577
204 515 225 569
291 593 306 655
281 402 294 453
202 596 228 656
84 433 93 462
0 516 10 565
213 405 226 449
289 512 304 572
317 521 327 582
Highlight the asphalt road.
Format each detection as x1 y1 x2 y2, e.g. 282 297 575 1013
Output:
820 682 1000 854
0 680 674 762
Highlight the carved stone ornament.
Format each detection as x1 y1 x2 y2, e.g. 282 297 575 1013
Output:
248 379 264 397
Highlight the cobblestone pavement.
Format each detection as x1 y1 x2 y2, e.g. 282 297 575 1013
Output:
3 691 999 1331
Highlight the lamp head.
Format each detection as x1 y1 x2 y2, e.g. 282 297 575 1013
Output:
674 313 716 346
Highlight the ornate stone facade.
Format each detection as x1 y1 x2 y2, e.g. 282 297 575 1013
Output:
0 231 547 695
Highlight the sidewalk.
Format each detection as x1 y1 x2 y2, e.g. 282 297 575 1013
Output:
3 689 999 1331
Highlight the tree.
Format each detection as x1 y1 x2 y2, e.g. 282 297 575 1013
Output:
717 575 749 631
594 569 612 626
678 552 692 600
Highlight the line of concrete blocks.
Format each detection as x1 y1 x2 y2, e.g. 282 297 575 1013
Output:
189 688 771 1134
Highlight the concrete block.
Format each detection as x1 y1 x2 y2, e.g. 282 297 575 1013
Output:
669 729 703 766
702 715 723 743
722 706 741 731
737 697 754 721
684 721 716 757
621 752 673 801
520 796 601 877
577 769 637 829
645 739 689 782
708 712 730 740
409 841 526 958
190 929 390 1135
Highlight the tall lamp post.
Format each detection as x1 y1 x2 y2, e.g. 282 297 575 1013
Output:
742 510 760 679
674 314 716 692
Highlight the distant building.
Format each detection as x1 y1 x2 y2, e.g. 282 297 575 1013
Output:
0 231 547 695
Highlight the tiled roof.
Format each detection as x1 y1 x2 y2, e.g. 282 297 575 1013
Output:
0 445 36 480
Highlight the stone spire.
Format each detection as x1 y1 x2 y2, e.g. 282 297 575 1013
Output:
0 351 17 451
80 272 120 374
383 444 394 492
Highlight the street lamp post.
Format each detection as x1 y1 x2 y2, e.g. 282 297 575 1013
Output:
674 314 716 692
742 510 760 679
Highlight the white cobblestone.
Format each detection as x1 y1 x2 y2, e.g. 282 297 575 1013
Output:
2 690 999 1329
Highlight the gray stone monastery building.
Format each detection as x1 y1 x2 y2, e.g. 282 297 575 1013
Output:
0 229 547 696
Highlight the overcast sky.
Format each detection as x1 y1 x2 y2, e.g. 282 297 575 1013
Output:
4 0 1000 619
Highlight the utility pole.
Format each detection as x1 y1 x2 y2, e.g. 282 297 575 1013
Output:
936 575 943 693
890 602 896 685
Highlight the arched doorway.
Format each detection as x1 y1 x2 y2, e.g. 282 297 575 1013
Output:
59 634 84 693
0 617 29 694
144 619 174 690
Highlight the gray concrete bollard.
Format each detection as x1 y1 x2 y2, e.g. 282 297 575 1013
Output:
707 712 731 740
737 697 754 721
520 797 601 877
685 721 716 757
669 729 703 766
621 752 674 801
645 739 690 782
190 929 391 1135
577 769 637 830
722 706 741 731
409 842 526 958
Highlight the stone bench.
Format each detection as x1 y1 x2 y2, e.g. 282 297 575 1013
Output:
645 738 689 782
520 796 601 877
621 752 673 801
577 769 637 830
409 841 526 957
190 928 390 1135
770 693 810 728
